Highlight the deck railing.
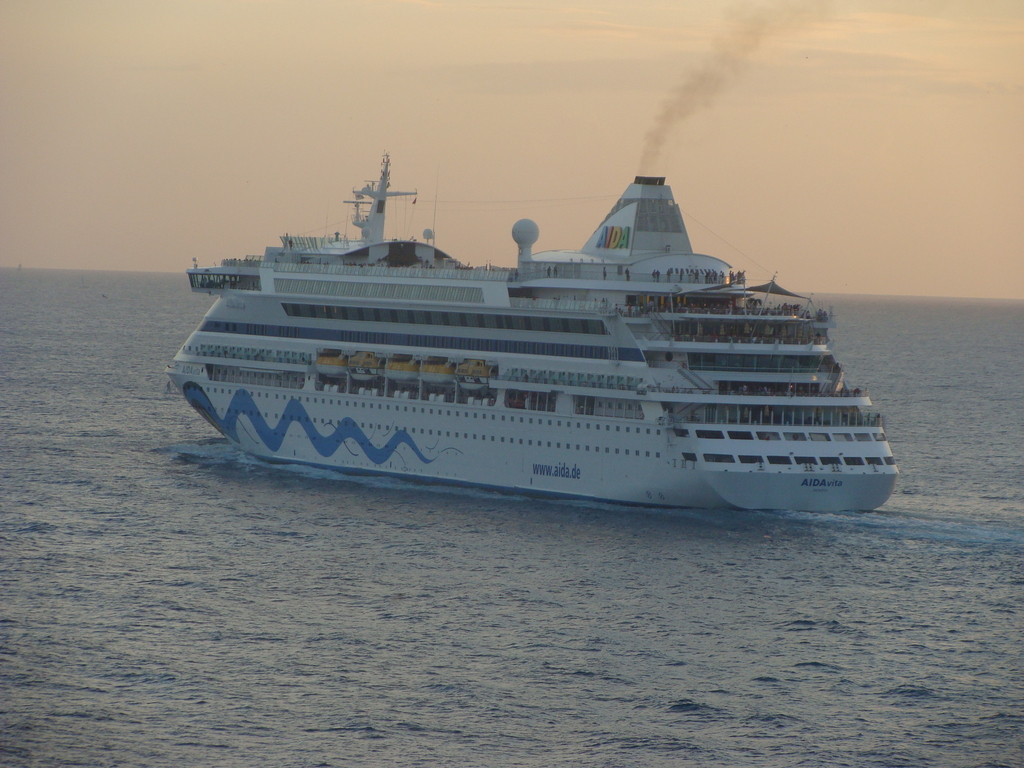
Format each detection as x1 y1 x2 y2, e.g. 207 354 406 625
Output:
669 408 883 428
219 259 512 282
210 259 833 322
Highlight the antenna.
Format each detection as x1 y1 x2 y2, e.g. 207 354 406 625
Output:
431 166 439 247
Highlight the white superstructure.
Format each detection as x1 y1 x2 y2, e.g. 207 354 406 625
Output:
167 157 898 511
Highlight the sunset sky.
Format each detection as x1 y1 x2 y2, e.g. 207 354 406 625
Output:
2 0 1021 298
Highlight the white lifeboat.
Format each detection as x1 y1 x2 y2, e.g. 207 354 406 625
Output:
316 353 348 378
348 351 385 381
385 355 421 382
456 359 496 390
420 357 456 385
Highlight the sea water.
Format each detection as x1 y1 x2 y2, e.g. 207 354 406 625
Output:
1 269 1022 767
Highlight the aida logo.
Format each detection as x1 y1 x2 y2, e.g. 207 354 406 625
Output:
801 479 844 487
598 225 630 249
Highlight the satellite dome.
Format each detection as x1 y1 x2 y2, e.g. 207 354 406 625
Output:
512 219 539 262
512 219 539 247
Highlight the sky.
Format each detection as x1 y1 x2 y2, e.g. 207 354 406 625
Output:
1 0 1022 299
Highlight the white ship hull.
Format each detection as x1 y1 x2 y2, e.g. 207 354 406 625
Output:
169 374 897 512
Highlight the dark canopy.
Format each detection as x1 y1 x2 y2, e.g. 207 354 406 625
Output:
669 281 807 299
744 281 807 299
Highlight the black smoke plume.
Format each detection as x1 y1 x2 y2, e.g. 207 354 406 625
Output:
639 2 827 173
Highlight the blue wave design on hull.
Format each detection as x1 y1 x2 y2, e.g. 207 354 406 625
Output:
183 383 435 466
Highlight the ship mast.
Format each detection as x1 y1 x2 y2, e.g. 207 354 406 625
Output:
350 153 416 244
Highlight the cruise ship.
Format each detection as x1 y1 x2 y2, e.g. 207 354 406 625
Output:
167 156 898 511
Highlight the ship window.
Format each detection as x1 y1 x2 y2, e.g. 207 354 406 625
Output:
820 457 841 465
794 456 818 465
728 431 753 440
696 430 724 439
855 433 872 442
646 451 650 457
615 449 619 454
843 457 865 465
767 456 792 465
833 433 854 441
605 448 609 453
884 456 896 465
784 432 807 441
656 452 661 458
865 456 883 465
703 453 735 463
876 433 887 441
616 426 620 432
738 455 763 464
809 433 831 442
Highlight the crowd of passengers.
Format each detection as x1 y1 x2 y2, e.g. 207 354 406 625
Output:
718 383 863 397
619 299 832 321
648 269 745 284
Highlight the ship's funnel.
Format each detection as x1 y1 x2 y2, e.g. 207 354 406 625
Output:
580 176 693 260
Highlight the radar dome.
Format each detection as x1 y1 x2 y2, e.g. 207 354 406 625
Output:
512 219 539 261
512 219 539 246
422 228 434 241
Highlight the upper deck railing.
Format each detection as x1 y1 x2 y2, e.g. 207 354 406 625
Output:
513 262 737 286
216 258 744 287
209 258 830 321
219 258 513 282
508 297 607 313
